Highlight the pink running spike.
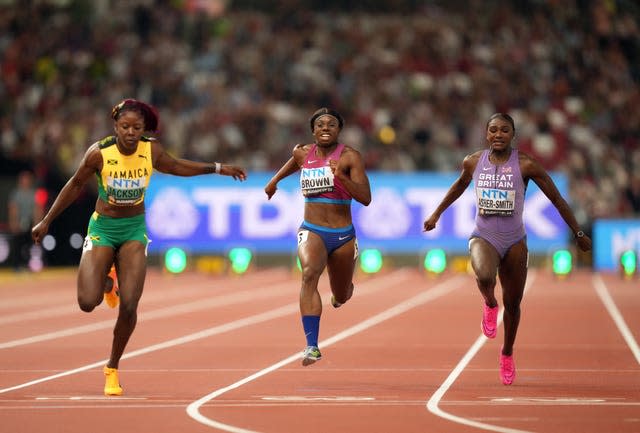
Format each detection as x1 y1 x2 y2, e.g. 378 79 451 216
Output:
481 304 498 338
499 352 516 385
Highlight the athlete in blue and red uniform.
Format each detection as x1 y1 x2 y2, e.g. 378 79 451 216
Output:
423 113 591 385
265 107 371 366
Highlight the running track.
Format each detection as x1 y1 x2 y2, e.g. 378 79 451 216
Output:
0 266 638 433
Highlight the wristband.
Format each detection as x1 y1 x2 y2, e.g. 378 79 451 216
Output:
214 162 221 174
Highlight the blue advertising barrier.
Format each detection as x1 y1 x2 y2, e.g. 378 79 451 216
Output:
144 171 569 255
593 219 640 272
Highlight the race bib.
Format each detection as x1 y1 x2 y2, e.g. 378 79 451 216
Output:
476 187 516 216
300 166 334 196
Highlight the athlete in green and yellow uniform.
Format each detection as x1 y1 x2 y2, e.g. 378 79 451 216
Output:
87 135 154 250
32 99 247 396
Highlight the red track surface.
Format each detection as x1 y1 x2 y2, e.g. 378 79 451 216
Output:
0 266 638 433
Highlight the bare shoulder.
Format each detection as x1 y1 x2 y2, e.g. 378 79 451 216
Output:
517 149 543 178
517 149 535 163
462 150 483 170
292 143 310 167
341 144 363 160
83 142 104 166
465 150 483 162
342 144 361 155
293 143 312 154
292 143 312 161
149 139 168 159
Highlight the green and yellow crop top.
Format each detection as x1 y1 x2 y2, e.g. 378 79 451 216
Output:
95 136 153 206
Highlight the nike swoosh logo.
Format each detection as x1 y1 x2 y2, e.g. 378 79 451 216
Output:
339 235 351 240
482 167 492 171
308 160 319 163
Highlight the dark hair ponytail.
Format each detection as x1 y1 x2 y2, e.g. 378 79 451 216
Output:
111 99 160 132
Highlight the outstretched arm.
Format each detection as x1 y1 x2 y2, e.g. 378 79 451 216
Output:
264 145 305 200
423 153 477 231
522 154 592 251
32 144 101 244
152 142 247 180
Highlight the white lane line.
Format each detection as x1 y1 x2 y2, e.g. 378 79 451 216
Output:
0 268 289 320
0 305 78 325
0 284 220 325
0 404 193 410
260 396 375 401
0 268 290 310
425 271 538 433
0 280 294 349
5 367 636 373
0 269 412 396
0 303 297 395
35 396 147 400
186 274 466 433
593 274 640 365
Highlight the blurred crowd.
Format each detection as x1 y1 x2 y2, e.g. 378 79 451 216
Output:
1 0 639 235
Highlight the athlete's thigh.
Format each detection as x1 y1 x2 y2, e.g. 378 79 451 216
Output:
469 237 500 280
498 239 528 301
327 239 356 291
78 245 115 298
116 240 148 306
297 228 327 275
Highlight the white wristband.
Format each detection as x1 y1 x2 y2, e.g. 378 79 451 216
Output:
214 162 222 174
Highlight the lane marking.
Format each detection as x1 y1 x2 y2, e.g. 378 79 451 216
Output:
0 303 296 395
0 305 77 326
35 396 147 401
3 367 638 373
0 269 412 396
260 396 375 401
186 274 466 433
489 397 603 403
593 274 640 365
474 418 539 422
0 268 289 320
443 396 639 406
0 404 193 410
9 397 636 413
0 279 295 349
0 268 289 310
425 271 537 433
0 283 228 325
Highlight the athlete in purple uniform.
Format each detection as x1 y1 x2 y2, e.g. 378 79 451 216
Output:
265 107 371 366
423 113 591 385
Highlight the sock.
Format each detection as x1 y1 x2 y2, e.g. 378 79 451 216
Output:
301 315 320 347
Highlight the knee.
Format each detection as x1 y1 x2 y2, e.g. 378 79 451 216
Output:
333 284 354 304
503 296 523 314
78 297 97 313
300 266 321 288
119 300 139 319
503 303 521 317
475 273 496 289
